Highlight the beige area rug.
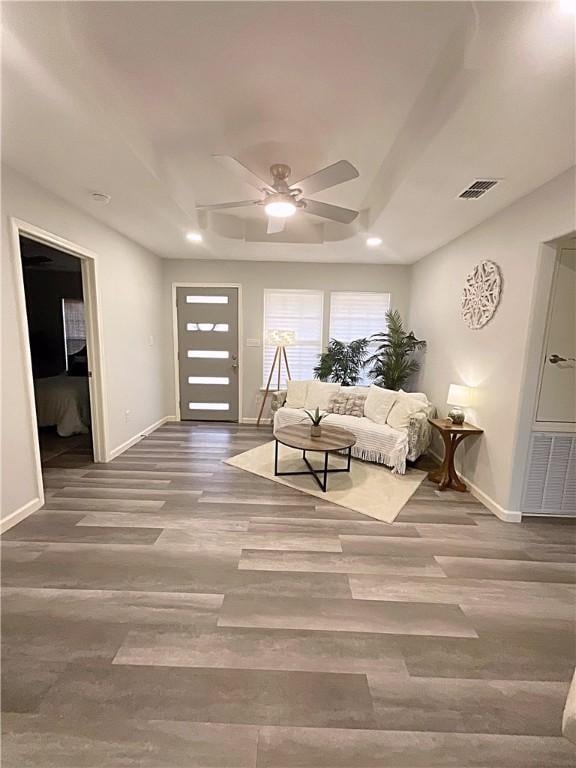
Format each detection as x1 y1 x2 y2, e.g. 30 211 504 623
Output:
225 441 426 524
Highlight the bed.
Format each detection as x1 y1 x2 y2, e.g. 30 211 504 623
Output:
34 375 91 437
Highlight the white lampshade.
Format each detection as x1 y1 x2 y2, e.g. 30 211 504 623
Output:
447 384 473 407
266 329 296 347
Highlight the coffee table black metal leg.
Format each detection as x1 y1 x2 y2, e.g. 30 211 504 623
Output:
322 451 328 492
347 446 352 471
274 439 279 476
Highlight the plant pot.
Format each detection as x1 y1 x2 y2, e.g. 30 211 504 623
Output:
310 424 322 438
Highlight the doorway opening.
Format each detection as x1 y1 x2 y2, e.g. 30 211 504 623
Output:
20 236 94 469
518 233 576 517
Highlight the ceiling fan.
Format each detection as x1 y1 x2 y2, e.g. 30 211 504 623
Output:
197 156 360 234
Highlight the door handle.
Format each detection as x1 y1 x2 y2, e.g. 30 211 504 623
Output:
549 354 576 364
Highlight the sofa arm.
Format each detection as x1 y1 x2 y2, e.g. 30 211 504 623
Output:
406 405 436 461
270 390 287 413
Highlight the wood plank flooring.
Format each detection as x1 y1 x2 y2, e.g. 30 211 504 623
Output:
2 422 575 767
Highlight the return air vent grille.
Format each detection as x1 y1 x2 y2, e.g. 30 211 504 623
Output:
522 433 576 515
459 179 500 199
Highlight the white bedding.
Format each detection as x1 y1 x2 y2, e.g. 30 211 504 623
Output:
34 375 90 437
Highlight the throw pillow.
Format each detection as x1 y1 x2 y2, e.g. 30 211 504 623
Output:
399 388 429 404
387 393 428 430
285 380 309 409
305 381 341 410
364 385 398 425
345 394 367 417
326 392 349 415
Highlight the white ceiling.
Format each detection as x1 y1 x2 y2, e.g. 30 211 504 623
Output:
2 1 574 264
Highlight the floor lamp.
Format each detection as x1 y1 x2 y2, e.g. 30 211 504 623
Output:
257 329 296 426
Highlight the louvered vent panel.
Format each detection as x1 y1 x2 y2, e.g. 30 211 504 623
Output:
522 433 576 515
458 179 500 199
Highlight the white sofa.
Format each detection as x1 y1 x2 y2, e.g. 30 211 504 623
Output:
272 383 434 475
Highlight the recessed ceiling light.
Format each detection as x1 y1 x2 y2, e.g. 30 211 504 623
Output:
91 192 111 205
366 236 382 247
186 232 203 243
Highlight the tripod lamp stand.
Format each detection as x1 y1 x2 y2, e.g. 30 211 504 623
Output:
257 329 296 426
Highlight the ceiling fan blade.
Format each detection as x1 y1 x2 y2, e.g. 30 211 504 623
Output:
213 155 274 193
292 160 359 196
196 200 260 211
267 217 286 235
303 199 359 224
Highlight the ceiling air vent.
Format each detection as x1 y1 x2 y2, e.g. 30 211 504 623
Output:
458 179 500 199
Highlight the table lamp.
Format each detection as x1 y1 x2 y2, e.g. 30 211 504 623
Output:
446 384 473 425
257 329 296 426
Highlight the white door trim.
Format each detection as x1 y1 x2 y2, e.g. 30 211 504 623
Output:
171 282 243 422
9 218 109 513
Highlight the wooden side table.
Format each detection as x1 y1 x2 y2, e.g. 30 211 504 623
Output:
428 418 483 492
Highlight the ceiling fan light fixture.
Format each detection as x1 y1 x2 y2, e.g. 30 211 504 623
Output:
366 236 383 247
264 198 297 218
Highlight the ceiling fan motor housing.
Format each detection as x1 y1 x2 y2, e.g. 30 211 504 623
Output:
270 163 291 187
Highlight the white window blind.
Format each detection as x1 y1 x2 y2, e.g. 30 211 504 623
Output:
62 299 86 359
329 292 391 384
263 290 323 388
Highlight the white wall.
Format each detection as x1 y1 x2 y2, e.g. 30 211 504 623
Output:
1 167 168 525
163 259 411 420
408 168 576 515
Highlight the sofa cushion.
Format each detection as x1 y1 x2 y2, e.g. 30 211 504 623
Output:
285 380 310 409
387 393 428 430
364 385 398 425
341 386 369 398
305 381 341 410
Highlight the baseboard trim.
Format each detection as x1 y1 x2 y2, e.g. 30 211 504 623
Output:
241 417 272 425
1 496 44 534
107 416 174 460
428 449 521 523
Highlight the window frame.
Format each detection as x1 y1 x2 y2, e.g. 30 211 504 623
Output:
61 297 87 370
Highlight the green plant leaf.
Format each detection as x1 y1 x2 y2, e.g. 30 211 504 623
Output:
366 310 426 390
314 337 369 385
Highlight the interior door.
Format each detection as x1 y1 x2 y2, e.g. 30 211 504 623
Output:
176 286 239 421
536 248 576 424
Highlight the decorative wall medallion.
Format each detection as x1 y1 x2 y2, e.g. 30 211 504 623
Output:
461 260 502 330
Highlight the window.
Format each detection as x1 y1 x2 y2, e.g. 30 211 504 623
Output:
263 290 323 388
329 292 391 384
62 299 86 364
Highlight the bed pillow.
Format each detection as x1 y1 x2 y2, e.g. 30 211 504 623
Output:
399 388 429 404
364 385 398 425
305 381 341 410
285 380 310 409
387 393 428 430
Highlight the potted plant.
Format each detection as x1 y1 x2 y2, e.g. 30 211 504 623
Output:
314 338 369 385
366 310 426 390
304 406 328 438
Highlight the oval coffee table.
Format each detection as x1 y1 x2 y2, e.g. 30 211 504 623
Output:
273 423 357 492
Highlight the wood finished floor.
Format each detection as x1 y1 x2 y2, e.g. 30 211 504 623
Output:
2 422 575 767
